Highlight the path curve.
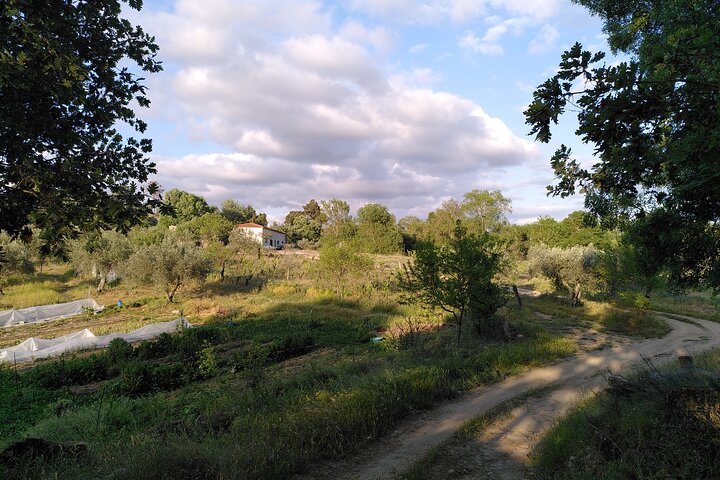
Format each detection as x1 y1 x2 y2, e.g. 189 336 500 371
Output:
334 314 720 480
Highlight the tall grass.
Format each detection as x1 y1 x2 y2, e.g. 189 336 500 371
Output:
11 332 573 479
0 282 66 309
532 353 720 479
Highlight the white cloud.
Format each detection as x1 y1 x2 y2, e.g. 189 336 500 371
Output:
458 17 526 55
409 42 429 54
348 0 563 23
528 24 560 54
140 0 544 219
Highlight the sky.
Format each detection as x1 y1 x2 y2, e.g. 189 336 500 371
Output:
129 0 611 225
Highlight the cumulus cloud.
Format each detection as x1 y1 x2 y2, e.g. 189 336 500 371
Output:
139 0 544 220
528 24 560 54
348 0 563 23
459 17 528 55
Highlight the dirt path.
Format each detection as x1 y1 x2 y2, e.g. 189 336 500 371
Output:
321 314 720 480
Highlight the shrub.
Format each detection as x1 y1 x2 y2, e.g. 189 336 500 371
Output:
107 338 134 364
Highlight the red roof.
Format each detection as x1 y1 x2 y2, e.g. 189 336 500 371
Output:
236 223 285 235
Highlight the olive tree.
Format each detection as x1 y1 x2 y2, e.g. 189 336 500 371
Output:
69 230 134 292
527 244 600 306
126 234 212 302
0 233 34 294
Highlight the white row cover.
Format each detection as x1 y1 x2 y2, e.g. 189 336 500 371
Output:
0 298 104 328
0 318 190 364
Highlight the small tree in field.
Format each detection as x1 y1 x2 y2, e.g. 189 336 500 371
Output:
0 234 34 294
315 244 372 297
126 234 212 302
400 224 506 346
69 230 134 292
527 244 599 306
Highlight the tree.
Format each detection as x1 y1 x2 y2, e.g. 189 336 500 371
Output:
164 189 214 224
525 0 720 289
356 203 403 254
69 230 134 292
425 199 464 245
400 224 506 346
126 234 212 302
0 233 34 294
314 244 372 297
178 212 234 244
0 0 162 247
220 200 267 225
461 190 512 234
320 199 351 232
320 199 355 246
284 200 326 245
527 244 600 307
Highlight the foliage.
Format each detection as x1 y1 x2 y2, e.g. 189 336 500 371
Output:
314 244 372 297
177 212 234 244
533 354 720 479
284 199 326 244
355 203 404 254
69 230 133 292
400 224 506 345
220 200 267 225
0 0 162 246
163 189 214 224
107 338 134 365
461 189 512 234
525 0 720 289
320 199 352 238
126 234 212 302
527 244 600 306
0 233 34 294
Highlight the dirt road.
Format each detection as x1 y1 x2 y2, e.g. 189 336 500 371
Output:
330 314 720 480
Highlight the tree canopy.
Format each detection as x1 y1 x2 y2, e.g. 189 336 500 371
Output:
0 0 162 246
524 0 720 289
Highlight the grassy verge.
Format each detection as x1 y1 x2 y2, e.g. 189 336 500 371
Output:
513 295 670 339
531 352 720 479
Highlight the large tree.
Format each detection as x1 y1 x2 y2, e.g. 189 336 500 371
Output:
0 0 162 247
164 189 214 224
525 0 720 289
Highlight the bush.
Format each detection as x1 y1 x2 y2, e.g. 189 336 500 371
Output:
28 353 111 388
107 338 134 364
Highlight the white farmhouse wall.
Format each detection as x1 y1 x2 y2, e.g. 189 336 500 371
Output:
236 224 286 249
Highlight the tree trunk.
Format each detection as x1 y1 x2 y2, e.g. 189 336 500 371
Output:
455 312 463 348
166 283 182 303
512 284 522 308
97 272 106 293
570 284 581 307
220 261 226 282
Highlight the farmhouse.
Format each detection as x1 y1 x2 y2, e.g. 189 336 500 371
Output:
235 223 286 249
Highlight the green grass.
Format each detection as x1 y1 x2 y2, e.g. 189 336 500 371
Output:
0 263 694 479
531 352 720 479
513 295 670 339
650 291 720 322
0 281 67 310
0 294 575 480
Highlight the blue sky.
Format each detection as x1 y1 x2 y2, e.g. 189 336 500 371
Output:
130 0 612 224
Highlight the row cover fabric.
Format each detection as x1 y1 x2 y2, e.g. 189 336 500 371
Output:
0 318 190 364
0 298 104 328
